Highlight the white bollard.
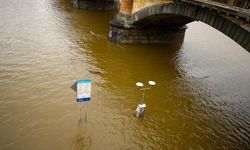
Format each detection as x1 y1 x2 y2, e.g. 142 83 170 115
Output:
135 103 146 118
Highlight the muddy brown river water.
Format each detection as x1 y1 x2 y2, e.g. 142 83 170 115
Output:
0 0 250 149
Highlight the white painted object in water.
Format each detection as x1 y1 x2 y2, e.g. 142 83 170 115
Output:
135 103 146 117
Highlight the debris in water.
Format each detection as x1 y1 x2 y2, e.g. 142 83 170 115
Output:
90 31 96 35
89 70 102 75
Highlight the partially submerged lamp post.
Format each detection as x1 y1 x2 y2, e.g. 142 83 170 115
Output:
135 81 156 118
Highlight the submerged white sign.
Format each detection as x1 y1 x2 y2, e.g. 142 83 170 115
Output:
77 80 91 102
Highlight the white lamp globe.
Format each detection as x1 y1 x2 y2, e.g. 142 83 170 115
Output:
136 82 144 87
148 81 156 86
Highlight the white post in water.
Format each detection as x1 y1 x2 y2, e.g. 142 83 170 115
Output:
135 81 156 118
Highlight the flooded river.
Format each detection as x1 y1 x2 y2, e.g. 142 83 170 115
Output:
0 0 250 149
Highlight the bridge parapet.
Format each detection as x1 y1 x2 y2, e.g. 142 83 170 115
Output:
209 0 249 9
181 0 250 22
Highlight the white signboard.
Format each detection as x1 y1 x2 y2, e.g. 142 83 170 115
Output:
77 80 91 102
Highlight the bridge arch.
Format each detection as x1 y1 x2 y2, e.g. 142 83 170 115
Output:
110 2 250 52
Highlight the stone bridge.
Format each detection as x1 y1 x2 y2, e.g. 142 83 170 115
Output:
73 0 250 52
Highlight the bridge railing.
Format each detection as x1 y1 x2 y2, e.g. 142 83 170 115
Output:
209 0 249 9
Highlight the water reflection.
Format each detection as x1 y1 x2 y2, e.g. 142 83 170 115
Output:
72 127 92 150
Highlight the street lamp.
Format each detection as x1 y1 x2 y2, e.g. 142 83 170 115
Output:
135 80 156 117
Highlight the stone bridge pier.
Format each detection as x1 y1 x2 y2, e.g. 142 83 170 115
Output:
108 0 189 45
73 0 118 10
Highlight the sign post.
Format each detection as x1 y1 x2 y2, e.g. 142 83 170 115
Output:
75 80 92 123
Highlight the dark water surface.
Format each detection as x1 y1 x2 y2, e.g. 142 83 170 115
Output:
0 0 250 149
